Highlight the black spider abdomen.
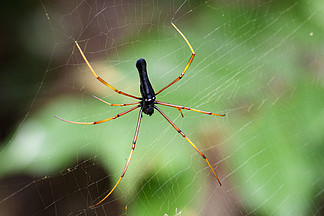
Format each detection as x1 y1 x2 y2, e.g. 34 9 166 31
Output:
136 58 156 116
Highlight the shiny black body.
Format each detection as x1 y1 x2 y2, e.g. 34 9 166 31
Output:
136 58 156 115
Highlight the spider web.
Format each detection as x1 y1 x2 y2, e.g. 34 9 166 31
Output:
1 0 324 215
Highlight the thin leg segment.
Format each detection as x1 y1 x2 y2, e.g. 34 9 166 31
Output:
156 22 195 95
92 95 140 107
75 41 140 100
156 101 226 117
90 109 143 208
55 105 140 125
154 106 221 186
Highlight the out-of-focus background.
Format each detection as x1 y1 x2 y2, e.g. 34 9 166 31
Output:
1 0 324 215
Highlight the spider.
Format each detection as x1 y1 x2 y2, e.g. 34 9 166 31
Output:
56 22 225 207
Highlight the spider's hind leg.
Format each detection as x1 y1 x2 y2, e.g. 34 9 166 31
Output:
155 22 195 95
74 41 141 100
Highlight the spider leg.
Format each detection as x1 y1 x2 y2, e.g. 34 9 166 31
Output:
156 101 225 117
55 105 140 125
155 22 195 95
75 41 141 100
179 109 184 117
92 95 140 107
154 106 221 186
90 108 143 208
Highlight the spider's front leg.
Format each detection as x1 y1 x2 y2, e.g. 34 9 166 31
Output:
55 105 140 125
90 108 143 208
155 106 222 186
